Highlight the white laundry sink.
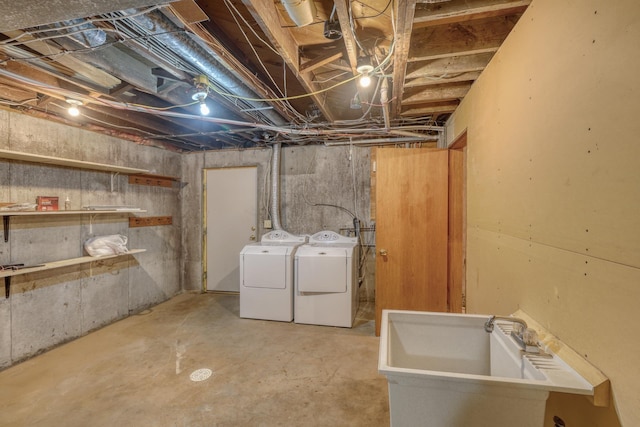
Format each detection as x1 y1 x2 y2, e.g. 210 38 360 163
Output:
378 310 594 427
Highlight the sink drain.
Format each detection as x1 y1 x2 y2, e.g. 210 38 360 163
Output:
189 368 213 382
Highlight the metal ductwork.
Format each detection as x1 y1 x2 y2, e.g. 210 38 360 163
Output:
270 143 283 231
54 19 107 47
124 8 288 126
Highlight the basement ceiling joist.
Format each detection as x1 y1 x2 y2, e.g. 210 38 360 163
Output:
0 0 530 151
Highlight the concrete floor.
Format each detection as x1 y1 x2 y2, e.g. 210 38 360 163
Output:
0 292 390 427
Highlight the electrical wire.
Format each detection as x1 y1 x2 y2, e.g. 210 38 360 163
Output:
222 0 282 57
0 97 39 106
208 72 360 103
0 5 165 46
353 0 393 20
223 0 307 123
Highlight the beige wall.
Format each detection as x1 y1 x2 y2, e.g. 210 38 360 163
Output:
447 0 639 425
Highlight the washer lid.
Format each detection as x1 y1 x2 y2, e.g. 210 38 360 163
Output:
241 247 291 289
296 249 349 293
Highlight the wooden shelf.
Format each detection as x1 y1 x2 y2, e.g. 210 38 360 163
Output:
129 174 180 188
2 210 146 242
2 249 146 298
1 209 145 216
0 149 149 174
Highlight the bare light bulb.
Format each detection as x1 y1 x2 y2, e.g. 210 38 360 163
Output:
359 73 372 88
66 99 82 117
199 100 210 116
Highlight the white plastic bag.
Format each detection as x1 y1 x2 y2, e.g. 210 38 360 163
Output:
84 234 129 257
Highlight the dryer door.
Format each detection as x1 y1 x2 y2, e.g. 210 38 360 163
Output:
241 246 289 289
296 247 351 293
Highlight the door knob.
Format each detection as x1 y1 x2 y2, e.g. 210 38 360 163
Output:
250 235 256 241
379 249 388 256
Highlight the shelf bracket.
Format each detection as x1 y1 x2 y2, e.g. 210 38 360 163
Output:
4 276 10 298
3 216 9 243
110 172 120 193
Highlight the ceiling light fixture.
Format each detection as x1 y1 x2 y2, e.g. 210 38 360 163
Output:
199 100 210 116
192 74 210 116
356 56 374 88
359 74 372 88
66 99 82 117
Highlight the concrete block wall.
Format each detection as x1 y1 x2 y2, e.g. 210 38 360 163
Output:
180 144 375 301
0 110 182 368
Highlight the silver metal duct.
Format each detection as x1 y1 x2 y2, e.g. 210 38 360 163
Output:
124 8 288 126
55 19 107 47
270 143 283 230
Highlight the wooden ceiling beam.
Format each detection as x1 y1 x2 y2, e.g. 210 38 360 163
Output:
401 82 472 105
241 0 336 122
391 0 418 117
333 0 359 74
409 15 519 62
1 30 121 89
400 102 459 116
300 50 344 74
0 79 38 102
406 52 494 79
405 71 481 88
323 62 354 73
413 0 530 28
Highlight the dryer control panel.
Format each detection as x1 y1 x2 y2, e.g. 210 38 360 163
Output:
309 230 357 244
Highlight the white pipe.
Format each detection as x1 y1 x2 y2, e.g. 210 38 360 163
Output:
270 143 283 230
324 136 438 146
380 78 390 130
281 0 316 27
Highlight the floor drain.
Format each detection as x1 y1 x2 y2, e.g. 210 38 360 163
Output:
189 368 213 382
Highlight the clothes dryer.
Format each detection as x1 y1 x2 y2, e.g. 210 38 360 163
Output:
294 230 359 327
240 230 306 321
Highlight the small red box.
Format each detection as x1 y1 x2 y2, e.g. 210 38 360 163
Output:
36 196 59 211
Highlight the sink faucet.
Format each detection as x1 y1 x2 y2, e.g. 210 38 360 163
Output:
484 315 542 354
484 315 527 333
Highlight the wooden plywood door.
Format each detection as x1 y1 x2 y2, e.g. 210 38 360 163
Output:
375 148 449 335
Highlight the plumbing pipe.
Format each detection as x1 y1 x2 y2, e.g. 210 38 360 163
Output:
324 136 438 146
380 77 390 130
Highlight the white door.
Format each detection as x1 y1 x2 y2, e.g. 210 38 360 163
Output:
205 167 257 292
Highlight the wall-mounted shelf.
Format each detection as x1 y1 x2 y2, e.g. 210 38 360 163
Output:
2 210 146 242
129 174 179 188
0 149 150 174
1 249 146 298
129 216 173 227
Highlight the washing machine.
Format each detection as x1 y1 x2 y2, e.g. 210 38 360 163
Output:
240 230 306 322
294 230 359 327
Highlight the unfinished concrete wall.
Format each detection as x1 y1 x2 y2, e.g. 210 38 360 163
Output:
447 0 638 425
180 144 374 300
0 110 182 369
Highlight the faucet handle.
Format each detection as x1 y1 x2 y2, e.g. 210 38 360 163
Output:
522 328 539 346
512 322 525 337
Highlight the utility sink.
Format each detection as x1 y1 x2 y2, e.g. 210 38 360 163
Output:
378 310 594 427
